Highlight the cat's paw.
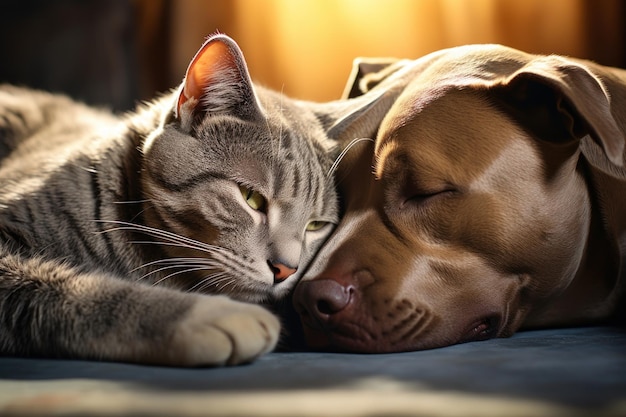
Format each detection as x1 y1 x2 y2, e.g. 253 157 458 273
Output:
169 295 280 367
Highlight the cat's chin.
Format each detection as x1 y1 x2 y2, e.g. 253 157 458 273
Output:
226 281 294 304
268 283 295 302
204 284 275 304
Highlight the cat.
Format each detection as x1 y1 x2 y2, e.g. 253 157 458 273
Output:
0 34 380 366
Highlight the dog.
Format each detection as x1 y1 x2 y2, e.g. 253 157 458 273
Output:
292 44 626 352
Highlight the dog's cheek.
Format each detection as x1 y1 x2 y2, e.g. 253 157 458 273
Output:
422 193 511 260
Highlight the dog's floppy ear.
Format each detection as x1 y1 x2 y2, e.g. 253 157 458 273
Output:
489 56 624 166
323 89 389 142
342 57 408 99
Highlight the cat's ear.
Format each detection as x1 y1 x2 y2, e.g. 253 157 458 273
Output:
176 34 262 127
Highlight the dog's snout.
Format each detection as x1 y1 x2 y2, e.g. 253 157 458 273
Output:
294 279 354 321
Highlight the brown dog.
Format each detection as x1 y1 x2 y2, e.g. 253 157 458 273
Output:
292 45 626 352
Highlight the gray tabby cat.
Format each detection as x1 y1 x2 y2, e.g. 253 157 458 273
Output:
0 34 376 366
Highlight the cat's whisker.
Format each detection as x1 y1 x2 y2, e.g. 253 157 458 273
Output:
189 271 232 292
132 255 231 284
327 137 375 178
277 86 284 162
124 201 156 223
135 261 220 282
132 256 219 273
95 220 227 255
127 237 213 255
130 249 250 287
148 258 222 271
112 199 152 204
210 275 238 292
127 240 219 256
152 266 215 287
96 221 192 245
129 204 155 223
107 200 156 223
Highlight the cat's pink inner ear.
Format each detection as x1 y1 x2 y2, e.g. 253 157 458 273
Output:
177 39 236 115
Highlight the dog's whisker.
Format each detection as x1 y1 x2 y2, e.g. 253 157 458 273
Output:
327 137 375 178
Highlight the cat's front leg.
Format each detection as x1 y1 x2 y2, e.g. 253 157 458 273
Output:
0 250 279 366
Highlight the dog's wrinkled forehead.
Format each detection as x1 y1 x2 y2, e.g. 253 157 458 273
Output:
374 88 530 188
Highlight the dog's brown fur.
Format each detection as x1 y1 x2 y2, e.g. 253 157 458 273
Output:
293 45 626 352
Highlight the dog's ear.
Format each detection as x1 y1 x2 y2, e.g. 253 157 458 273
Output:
342 57 408 99
322 89 389 142
489 56 624 166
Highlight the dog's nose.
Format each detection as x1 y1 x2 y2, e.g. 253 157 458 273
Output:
293 279 353 319
268 260 297 283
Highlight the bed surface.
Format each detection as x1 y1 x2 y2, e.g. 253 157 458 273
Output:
1 326 625 417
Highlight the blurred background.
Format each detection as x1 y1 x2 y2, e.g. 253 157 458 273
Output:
0 0 624 111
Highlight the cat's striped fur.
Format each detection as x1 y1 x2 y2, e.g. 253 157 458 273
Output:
0 34 374 366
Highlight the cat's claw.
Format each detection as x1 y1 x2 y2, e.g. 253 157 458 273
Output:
169 295 280 367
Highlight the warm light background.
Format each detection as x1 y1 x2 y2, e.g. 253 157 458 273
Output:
141 0 625 102
1 0 623 110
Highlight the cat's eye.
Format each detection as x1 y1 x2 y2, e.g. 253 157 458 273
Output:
239 185 267 212
306 220 328 232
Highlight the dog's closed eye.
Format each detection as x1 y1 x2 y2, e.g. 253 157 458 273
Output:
404 188 456 205
396 170 459 207
401 183 459 208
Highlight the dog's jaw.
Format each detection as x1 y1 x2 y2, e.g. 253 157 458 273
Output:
293 242 531 353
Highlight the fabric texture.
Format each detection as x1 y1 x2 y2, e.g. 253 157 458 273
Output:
1 326 624 416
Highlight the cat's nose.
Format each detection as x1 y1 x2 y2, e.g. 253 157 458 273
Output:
268 260 297 283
